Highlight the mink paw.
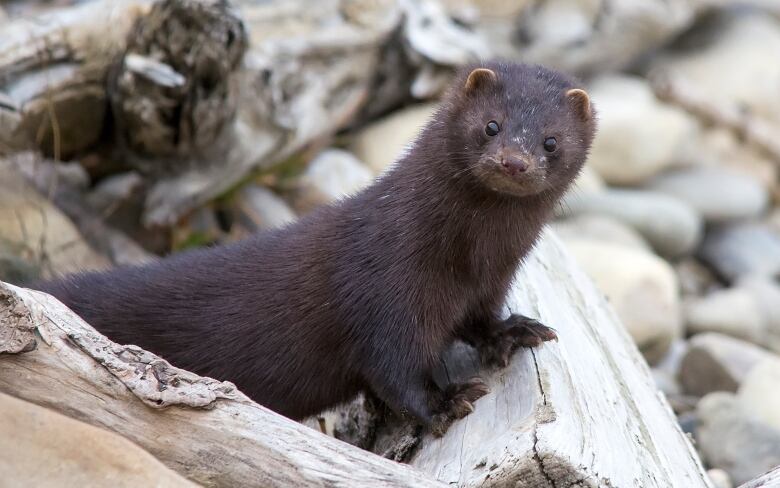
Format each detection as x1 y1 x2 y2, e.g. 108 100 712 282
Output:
482 315 558 368
430 377 490 437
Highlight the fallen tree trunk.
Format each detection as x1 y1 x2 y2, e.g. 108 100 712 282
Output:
0 230 711 486
739 465 780 488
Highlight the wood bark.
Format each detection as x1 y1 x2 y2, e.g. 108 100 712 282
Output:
739 466 780 488
0 231 712 487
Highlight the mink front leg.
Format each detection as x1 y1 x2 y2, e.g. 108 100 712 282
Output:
462 313 558 368
365 351 489 438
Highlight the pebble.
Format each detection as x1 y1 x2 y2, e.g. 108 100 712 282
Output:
737 357 780 431
586 75 699 185
650 11 780 127
738 276 780 354
0 241 40 284
707 469 732 488
0 166 108 278
0 392 195 488
568 164 606 194
294 149 374 213
699 223 780 282
560 188 703 257
684 288 765 344
647 166 768 223
675 258 717 297
349 103 437 174
696 392 780 486
233 185 297 232
565 240 681 364
679 333 776 397
552 214 650 252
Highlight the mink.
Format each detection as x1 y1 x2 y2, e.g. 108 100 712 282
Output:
35 61 597 435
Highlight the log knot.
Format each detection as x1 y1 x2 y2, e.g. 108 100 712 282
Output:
109 0 248 173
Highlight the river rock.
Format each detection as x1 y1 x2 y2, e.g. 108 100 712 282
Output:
349 103 437 174
565 240 681 364
684 288 766 344
679 333 776 397
0 392 195 488
737 357 780 431
651 11 780 127
294 149 374 213
552 214 650 251
675 258 717 297
0 165 108 278
560 188 702 257
707 469 732 488
569 164 605 194
647 166 768 223
738 276 780 354
699 223 780 282
586 75 699 185
696 392 780 486
0 239 41 284
233 185 297 232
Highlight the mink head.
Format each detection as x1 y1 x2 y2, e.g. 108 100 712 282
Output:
441 62 597 198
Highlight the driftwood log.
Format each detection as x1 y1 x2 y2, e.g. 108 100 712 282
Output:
0 231 712 487
739 465 780 488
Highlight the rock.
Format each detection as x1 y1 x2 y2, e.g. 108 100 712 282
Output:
173 206 222 250
586 75 699 185
349 103 437 174
654 341 697 414
0 239 41 284
560 188 703 257
684 288 766 344
699 223 780 282
677 411 698 437
552 214 650 251
647 166 768 223
652 368 680 397
233 185 297 232
569 164 605 194
738 276 780 354
651 11 780 128
0 166 108 278
675 258 717 297
694 129 778 196
86 172 144 212
294 149 374 213
505 0 702 74
737 357 780 431
707 469 732 488
679 333 776 397
0 392 195 488
696 392 780 486
564 240 681 364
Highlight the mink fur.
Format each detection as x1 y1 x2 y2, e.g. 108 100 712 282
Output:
35 61 597 433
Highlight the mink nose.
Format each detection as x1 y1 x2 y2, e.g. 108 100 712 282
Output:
500 155 529 175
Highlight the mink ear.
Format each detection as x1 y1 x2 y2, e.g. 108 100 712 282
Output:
464 68 497 94
566 88 592 120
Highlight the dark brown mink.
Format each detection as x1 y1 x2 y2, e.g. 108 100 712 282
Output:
34 61 597 435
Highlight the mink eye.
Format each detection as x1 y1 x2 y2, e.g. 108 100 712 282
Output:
485 121 500 137
543 137 557 152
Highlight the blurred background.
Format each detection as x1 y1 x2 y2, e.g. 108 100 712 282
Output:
1 0 780 486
